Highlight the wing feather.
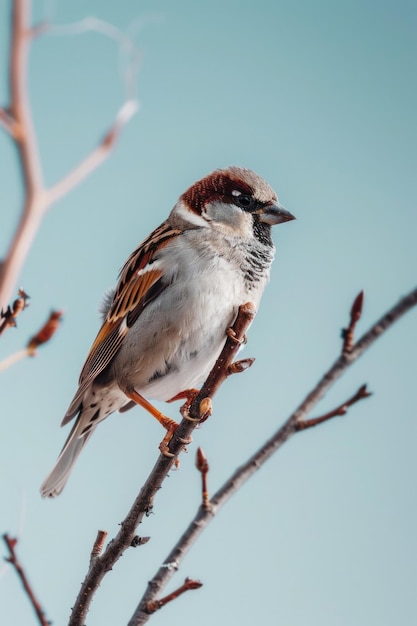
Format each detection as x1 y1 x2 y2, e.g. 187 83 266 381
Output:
62 221 181 426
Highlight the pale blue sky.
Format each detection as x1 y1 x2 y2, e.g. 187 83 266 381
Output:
1 1 416 625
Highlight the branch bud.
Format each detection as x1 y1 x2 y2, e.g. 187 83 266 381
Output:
26 310 63 355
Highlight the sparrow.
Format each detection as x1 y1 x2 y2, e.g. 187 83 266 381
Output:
40 166 295 497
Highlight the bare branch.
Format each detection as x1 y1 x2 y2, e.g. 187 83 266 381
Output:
0 348 29 372
0 289 29 336
145 578 203 615
0 309 62 371
45 100 138 207
128 286 417 625
68 303 255 626
187 302 256 421
2 534 51 626
295 384 372 431
0 1 139 309
8 0 44 197
0 107 18 137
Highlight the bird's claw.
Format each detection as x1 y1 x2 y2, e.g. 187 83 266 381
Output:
226 327 247 344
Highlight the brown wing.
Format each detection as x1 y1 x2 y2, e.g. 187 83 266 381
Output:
62 221 181 425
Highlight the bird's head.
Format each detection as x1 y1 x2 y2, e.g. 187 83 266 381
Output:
173 166 295 242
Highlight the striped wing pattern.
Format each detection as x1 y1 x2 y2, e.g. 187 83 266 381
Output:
62 221 181 425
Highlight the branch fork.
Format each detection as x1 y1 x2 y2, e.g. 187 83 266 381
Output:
0 0 139 309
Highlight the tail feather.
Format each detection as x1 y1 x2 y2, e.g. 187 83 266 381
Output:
40 410 96 498
41 384 126 497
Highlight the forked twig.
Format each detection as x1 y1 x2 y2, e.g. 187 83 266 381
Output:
0 310 62 371
295 384 372 431
2 534 51 626
145 578 202 614
0 0 139 309
127 286 417 625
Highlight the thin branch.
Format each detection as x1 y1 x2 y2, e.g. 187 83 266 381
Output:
195 448 210 509
295 384 371 431
0 106 17 137
2 534 51 626
0 0 139 309
145 578 202 614
68 303 255 626
341 290 364 354
0 309 62 371
128 286 417 625
0 288 29 336
8 0 44 197
45 100 138 207
0 348 29 372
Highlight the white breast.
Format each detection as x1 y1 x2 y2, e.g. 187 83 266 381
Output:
112 229 271 402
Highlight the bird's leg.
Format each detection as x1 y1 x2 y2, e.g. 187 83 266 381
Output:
169 388 213 423
167 388 201 421
121 387 188 457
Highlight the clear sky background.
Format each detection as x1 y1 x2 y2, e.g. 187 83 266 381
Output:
1 0 416 624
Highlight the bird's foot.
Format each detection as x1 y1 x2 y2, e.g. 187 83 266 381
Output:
168 388 202 421
226 327 247 345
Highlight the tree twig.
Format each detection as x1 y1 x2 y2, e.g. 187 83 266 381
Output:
68 303 256 626
0 0 138 309
145 578 202 614
0 309 62 371
128 286 417 625
0 288 29 336
2 534 51 626
295 383 372 431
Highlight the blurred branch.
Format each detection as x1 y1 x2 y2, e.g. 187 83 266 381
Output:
128 286 417 625
45 100 138 206
0 0 139 310
68 303 256 626
0 288 29 336
341 290 364 354
2 534 51 626
0 309 62 371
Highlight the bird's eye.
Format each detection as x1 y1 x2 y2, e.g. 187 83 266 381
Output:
235 194 255 210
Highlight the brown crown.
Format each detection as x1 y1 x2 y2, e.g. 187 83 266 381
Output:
181 166 277 214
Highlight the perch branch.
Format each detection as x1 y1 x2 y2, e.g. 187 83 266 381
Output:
128 286 417 625
2 534 51 626
68 303 256 626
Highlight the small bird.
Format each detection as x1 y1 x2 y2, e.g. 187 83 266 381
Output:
40 166 294 497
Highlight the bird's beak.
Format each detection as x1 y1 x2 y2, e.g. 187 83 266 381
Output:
257 202 296 225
